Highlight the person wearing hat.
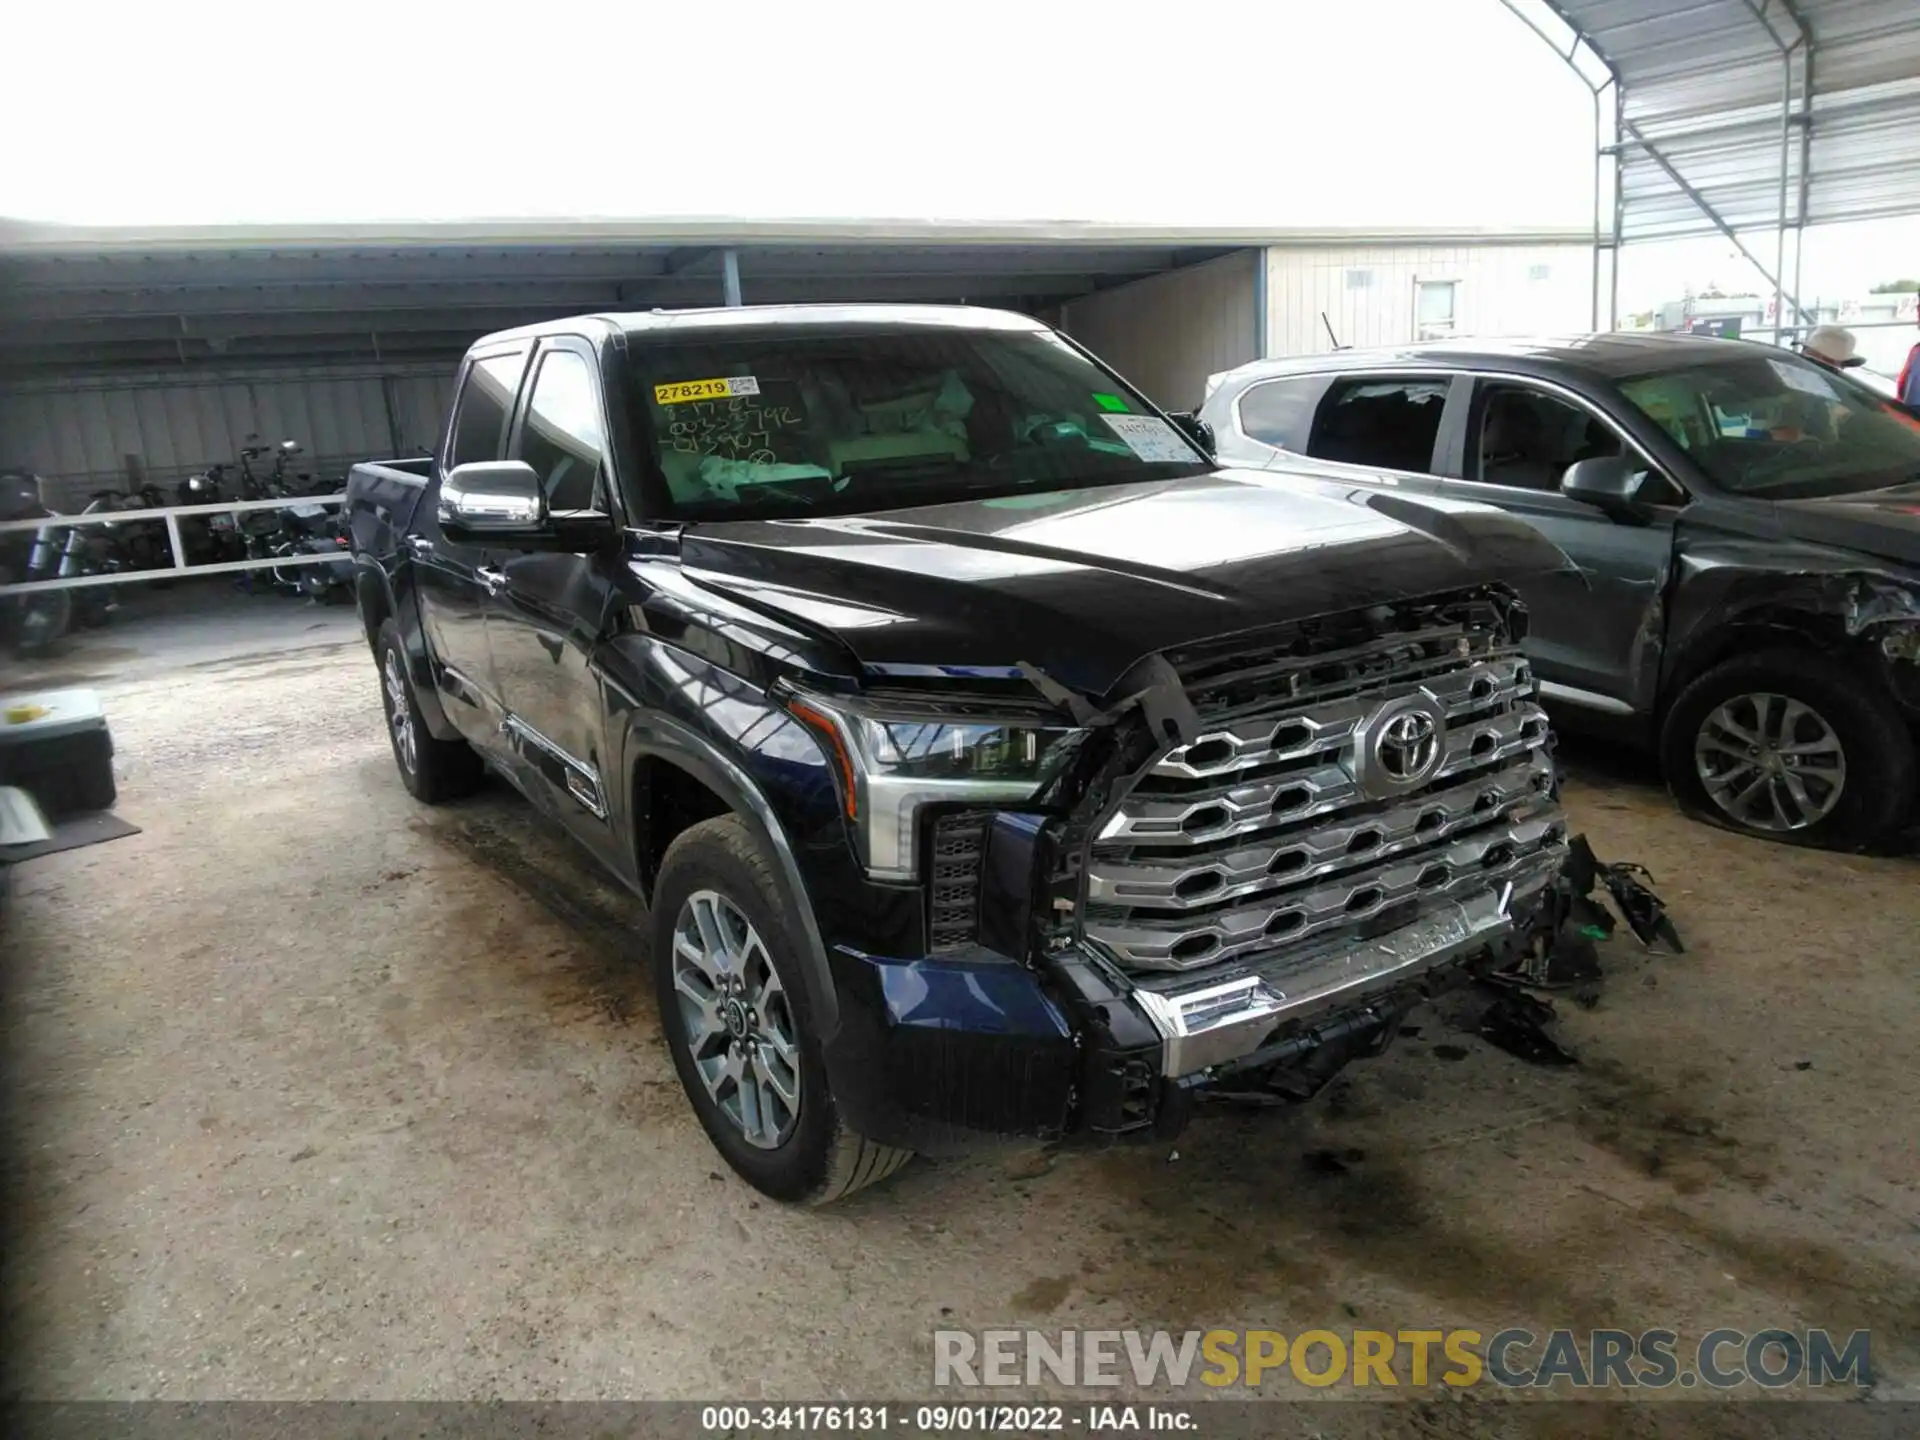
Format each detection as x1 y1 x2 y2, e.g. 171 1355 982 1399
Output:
1795 324 1866 373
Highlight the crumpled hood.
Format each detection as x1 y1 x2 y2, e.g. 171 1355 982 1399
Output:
675 469 1572 698
1773 482 1920 569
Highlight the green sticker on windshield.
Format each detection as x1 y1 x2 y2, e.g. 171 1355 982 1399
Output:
1092 392 1130 413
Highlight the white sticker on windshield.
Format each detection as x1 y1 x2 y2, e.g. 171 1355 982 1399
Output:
1100 413 1196 463
1769 358 1839 399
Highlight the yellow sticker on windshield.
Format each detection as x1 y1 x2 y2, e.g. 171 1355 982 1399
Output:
655 376 762 405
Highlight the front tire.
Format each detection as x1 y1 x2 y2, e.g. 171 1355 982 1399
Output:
375 618 483 804
1660 647 1914 851
2 560 72 655
652 815 911 1204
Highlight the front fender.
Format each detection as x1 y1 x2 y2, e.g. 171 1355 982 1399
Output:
1664 539 1920 699
614 670 844 1040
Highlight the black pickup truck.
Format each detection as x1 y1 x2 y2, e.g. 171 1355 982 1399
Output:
347 304 1573 1204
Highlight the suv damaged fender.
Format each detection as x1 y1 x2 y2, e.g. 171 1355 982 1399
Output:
1663 543 1920 705
1199 334 1920 849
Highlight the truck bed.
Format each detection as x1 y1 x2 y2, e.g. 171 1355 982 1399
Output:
346 457 433 563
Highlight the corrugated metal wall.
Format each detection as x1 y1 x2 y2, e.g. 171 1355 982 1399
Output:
1060 252 1260 410
1264 243 1596 357
0 363 452 508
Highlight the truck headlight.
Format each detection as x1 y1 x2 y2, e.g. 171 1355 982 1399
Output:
783 688 1079 881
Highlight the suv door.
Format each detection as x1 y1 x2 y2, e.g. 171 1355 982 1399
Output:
416 345 528 746
1435 377 1688 714
486 339 622 863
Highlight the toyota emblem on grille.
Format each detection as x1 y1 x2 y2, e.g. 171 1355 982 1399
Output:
1355 695 1446 797
1378 711 1439 781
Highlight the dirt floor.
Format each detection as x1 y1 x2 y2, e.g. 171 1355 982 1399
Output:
3 590 1917 1427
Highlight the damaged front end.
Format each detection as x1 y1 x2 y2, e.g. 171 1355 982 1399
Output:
1017 585 1574 1138
1843 573 1920 705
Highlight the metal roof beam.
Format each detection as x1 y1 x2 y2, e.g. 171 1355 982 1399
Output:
1737 0 1805 53
1619 117 1812 324
1499 0 1614 90
660 247 716 275
0 274 1141 351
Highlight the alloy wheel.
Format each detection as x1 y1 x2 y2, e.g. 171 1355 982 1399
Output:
671 889 801 1149
1693 690 1846 833
383 648 417 774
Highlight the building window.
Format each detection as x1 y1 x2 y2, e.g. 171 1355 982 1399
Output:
1345 268 1374 290
1415 280 1458 340
1529 264 1553 282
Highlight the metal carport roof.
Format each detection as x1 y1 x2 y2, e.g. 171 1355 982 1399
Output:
0 218 1587 381
1505 0 1920 331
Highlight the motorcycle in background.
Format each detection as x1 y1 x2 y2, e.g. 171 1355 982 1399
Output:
87 483 174 573
0 470 118 654
175 463 246 566
267 499 354 602
237 436 309 499
223 439 346 601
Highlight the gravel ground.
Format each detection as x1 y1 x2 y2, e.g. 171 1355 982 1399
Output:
3 604 1917 1427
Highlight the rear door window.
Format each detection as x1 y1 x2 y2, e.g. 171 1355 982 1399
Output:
1304 378 1450 473
448 349 529 468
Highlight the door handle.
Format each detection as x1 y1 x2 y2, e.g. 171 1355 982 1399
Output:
477 565 507 595
405 535 434 558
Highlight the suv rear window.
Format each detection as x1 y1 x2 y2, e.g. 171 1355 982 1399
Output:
1305 378 1449 473
1236 376 1322 449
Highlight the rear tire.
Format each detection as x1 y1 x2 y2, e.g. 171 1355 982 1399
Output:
375 618 483 804
1660 647 1914 851
652 814 911 1204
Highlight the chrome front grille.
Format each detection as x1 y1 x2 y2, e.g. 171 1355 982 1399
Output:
1082 591 1566 977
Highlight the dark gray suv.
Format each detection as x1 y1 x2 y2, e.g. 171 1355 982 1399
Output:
1199 333 1920 850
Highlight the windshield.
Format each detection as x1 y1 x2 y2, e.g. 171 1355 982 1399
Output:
1617 352 1920 499
628 325 1210 520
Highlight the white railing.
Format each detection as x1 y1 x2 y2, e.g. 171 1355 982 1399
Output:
0 493 349 594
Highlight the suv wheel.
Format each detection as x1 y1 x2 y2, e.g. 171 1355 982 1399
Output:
652 814 911 1204
375 619 483 803
1660 647 1914 850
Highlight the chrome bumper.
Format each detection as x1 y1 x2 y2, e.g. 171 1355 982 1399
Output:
1129 854 1561 1078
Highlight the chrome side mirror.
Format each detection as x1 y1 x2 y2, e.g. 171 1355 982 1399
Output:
440 460 546 536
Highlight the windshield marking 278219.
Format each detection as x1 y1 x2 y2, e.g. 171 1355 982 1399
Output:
632 328 1208 520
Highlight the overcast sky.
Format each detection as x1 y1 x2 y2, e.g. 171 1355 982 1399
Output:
7 0 1595 227
6 0 1916 308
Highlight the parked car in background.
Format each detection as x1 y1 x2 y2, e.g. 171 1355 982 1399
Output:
1200 334 1920 850
348 305 1574 1203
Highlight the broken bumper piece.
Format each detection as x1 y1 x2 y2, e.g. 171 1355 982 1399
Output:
1130 857 1562 1078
